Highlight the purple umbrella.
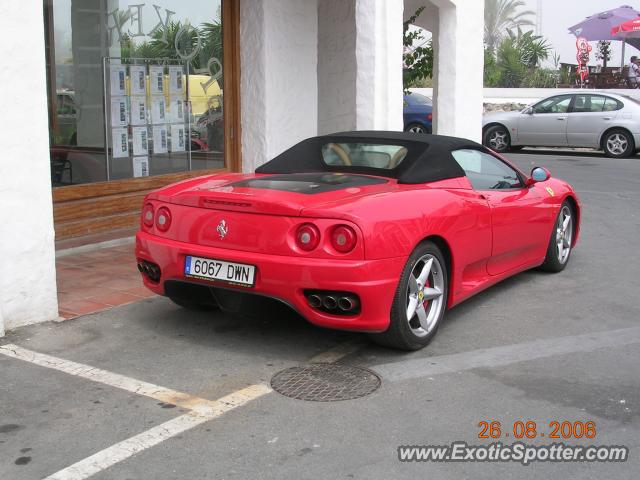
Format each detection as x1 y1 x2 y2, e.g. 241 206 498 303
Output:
568 5 640 40
568 5 640 67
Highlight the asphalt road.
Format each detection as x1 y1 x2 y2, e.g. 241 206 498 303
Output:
1 150 639 480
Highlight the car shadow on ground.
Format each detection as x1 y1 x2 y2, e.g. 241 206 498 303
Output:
6 259 575 367
131 295 359 360
137 259 572 364
359 265 557 362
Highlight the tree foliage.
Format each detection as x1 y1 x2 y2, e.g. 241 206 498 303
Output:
504 27 551 67
484 48 502 87
485 27 554 87
496 38 527 87
120 19 223 74
484 0 535 53
403 7 433 92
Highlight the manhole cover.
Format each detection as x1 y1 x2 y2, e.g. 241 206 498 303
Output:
270 363 381 402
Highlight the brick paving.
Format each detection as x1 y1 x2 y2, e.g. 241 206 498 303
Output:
56 242 154 319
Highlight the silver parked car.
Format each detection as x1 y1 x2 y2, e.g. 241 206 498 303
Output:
482 92 640 158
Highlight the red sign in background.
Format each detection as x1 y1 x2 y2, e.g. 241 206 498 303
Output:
576 37 592 82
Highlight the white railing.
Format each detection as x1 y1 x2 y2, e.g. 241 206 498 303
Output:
411 87 640 104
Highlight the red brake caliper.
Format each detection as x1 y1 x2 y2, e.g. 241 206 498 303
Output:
422 278 430 309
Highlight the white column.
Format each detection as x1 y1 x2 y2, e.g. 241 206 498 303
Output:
240 0 318 172
318 0 404 134
355 0 404 131
240 0 268 171
0 0 59 334
432 0 484 142
317 0 357 134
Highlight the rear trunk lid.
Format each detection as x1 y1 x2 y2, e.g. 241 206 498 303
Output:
155 172 395 217
148 173 395 257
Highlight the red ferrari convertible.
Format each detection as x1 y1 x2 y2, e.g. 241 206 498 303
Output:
136 132 581 350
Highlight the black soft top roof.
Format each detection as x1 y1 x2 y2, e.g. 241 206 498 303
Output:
255 131 484 184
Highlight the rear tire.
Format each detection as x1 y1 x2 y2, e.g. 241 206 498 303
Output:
483 125 511 153
369 241 448 351
539 201 575 273
169 296 219 311
602 129 634 158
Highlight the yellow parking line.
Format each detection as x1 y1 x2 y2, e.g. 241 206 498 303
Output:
43 384 271 480
0 344 271 480
0 343 265 412
0 338 365 480
308 339 367 364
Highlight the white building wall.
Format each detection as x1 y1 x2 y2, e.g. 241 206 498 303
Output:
318 0 404 134
317 0 357 134
355 0 404 131
240 0 268 171
0 0 59 334
433 0 484 142
240 0 318 172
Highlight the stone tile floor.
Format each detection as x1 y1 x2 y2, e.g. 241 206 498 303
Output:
56 242 154 319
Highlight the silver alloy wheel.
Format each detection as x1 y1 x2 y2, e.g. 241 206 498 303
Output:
606 133 628 156
408 125 426 133
488 129 508 150
405 254 445 337
556 205 573 264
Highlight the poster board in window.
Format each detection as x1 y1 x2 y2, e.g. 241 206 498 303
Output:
103 58 191 181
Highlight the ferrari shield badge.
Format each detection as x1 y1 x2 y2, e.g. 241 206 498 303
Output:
217 219 228 239
545 187 555 197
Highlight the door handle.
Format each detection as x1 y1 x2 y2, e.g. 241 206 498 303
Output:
603 116 612 120
557 117 565 121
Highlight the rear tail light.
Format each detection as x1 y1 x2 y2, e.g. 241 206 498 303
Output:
296 223 320 251
427 113 433 122
331 225 357 253
155 207 172 232
142 203 154 227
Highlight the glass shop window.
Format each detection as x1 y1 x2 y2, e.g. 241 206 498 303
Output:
45 0 225 186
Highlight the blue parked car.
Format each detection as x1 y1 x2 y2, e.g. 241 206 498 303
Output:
403 92 432 134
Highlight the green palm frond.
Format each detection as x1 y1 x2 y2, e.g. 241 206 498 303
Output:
485 0 535 52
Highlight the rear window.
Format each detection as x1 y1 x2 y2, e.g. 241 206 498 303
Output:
321 143 408 169
603 97 622 111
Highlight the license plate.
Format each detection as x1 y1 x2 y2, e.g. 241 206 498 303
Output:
184 255 255 287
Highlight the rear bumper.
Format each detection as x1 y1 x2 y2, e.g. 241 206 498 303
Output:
136 231 406 332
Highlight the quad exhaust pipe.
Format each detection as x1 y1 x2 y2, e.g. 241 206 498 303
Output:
305 291 360 315
307 294 322 308
338 296 359 312
137 260 161 283
322 295 338 310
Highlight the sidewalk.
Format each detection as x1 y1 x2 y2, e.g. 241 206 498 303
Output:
56 241 154 319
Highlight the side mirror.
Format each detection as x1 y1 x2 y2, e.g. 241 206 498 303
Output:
527 166 551 186
524 107 534 115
